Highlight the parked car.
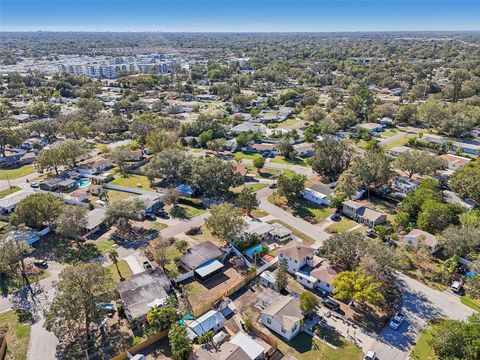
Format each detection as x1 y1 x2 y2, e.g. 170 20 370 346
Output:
154 209 169 219
143 260 153 271
365 228 376 237
144 212 156 221
389 312 405 330
363 350 377 360
33 259 47 267
30 182 39 188
330 213 341 221
450 281 463 294
269 183 277 189
322 298 341 311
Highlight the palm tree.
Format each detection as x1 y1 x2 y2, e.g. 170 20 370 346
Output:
98 188 109 203
108 249 123 281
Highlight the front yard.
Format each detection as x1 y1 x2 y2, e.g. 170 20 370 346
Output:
0 310 31 360
166 204 207 219
0 165 36 180
410 325 438 360
268 193 334 223
325 218 359 233
105 260 133 283
275 331 363 360
270 156 307 166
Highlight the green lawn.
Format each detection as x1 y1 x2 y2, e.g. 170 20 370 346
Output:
110 173 155 191
105 260 133 283
282 169 298 178
167 204 207 219
103 189 137 203
355 140 369 149
0 165 36 180
165 246 182 275
384 134 417 150
255 168 281 179
251 208 269 218
276 331 363 360
460 295 480 312
380 130 397 138
234 152 262 161
326 218 359 233
246 183 268 192
268 194 334 223
270 156 307 166
152 221 168 230
92 237 116 254
0 310 31 360
0 186 21 199
276 118 300 127
411 326 438 360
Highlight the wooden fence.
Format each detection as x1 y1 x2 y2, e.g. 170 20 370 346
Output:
111 329 168 360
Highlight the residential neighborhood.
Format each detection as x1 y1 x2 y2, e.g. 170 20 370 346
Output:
0 6 480 360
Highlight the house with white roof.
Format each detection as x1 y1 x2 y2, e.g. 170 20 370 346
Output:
404 229 440 254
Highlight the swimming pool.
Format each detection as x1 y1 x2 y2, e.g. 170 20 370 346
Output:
245 244 265 258
76 178 91 188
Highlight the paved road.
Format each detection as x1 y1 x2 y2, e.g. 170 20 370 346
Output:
256 187 330 248
379 131 407 146
370 273 475 360
0 172 39 191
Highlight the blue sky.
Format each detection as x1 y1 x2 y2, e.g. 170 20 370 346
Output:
1 0 479 32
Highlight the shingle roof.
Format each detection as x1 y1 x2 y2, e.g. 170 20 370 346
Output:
261 296 302 330
278 242 314 262
179 241 223 270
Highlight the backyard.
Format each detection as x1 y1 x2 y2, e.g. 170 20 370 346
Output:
0 310 31 360
0 165 36 180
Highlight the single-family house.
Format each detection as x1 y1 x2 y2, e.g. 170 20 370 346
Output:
358 122 384 133
118 269 171 321
178 241 224 280
132 193 164 213
39 177 64 192
78 158 113 175
404 229 440 254
244 218 292 243
387 146 411 157
301 183 334 206
438 154 471 171
230 122 262 134
259 270 277 290
309 261 337 293
379 117 394 126
186 310 225 341
251 143 276 154
392 177 419 193
0 189 34 214
278 242 314 273
342 200 386 227
229 332 267 360
260 295 303 340
293 143 315 158
443 190 475 211
84 208 107 236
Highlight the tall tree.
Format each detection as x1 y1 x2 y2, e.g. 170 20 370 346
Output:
332 271 384 306
300 291 318 316
276 139 295 159
10 193 64 229
108 249 123 281
145 149 192 185
109 145 134 176
104 198 146 234
351 149 390 199
44 263 116 356
395 150 446 178
450 162 480 204
320 232 367 271
311 137 354 181
169 323 193 360
205 204 246 245
237 187 257 216
54 205 88 245
275 258 289 292
276 173 306 204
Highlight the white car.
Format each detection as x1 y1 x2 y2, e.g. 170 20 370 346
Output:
364 350 376 360
389 312 405 330
450 281 462 293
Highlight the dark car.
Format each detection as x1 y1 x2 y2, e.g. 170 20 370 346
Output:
322 298 341 311
155 209 170 219
144 212 156 221
143 260 153 271
34 260 47 267
330 213 341 222
269 183 277 189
